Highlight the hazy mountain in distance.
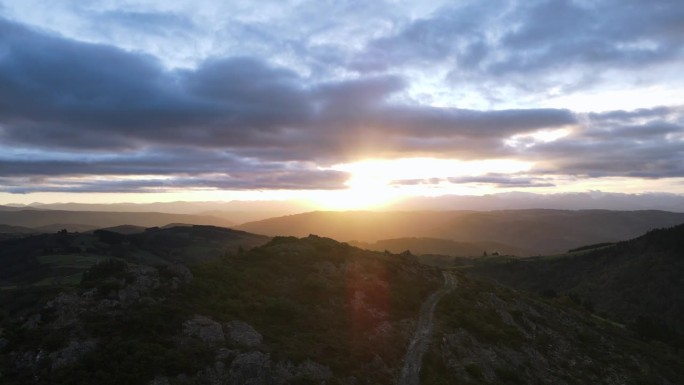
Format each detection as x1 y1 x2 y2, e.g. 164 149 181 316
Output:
24 200 316 223
391 191 684 212
0 209 234 229
0 224 36 233
17 192 684 222
94 225 147 234
0 205 39 212
237 209 684 255
237 210 458 242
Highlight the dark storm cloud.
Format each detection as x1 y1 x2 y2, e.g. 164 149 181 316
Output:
0 19 313 152
0 17 574 155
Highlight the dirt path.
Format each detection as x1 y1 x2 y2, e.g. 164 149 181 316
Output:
397 271 457 385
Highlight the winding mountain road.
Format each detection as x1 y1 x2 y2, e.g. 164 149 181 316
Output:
398 271 457 385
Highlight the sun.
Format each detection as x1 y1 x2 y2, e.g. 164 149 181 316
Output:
306 174 401 211
306 157 534 210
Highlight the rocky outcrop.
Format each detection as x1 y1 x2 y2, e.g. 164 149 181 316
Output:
183 315 225 344
3 261 195 382
117 265 161 306
224 320 263 348
49 339 97 370
149 350 333 385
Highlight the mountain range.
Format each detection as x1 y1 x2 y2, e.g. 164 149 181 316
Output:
236 209 684 255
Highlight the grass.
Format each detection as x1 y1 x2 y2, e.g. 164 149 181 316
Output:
20 254 110 288
38 254 106 268
33 272 84 287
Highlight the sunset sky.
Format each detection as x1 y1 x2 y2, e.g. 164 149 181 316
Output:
0 0 683 209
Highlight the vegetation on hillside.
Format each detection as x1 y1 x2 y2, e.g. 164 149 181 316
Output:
471 223 684 350
421 272 684 384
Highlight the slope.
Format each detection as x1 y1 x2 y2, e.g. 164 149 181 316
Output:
471 223 684 345
421 272 684 384
0 235 442 385
237 209 684 255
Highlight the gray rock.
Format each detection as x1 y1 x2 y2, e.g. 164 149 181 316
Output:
224 320 262 348
183 315 225 344
148 376 171 385
44 292 84 328
227 351 272 385
168 264 194 284
50 339 97 370
22 314 42 329
297 360 332 381
117 265 161 306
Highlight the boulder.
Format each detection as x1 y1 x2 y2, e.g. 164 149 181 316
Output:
224 320 262 348
183 315 225 344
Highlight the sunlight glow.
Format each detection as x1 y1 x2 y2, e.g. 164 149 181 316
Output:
307 157 533 210
505 129 571 149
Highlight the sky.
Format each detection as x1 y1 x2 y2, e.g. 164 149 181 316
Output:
0 0 683 209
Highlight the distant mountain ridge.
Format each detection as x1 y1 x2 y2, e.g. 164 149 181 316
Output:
237 209 684 255
0 209 234 229
12 192 684 215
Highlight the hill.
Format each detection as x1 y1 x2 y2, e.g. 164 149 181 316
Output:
0 225 269 289
1 232 682 384
0 234 442 384
350 237 529 257
0 224 36 234
33 224 100 233
422 272 684 384
97 225 147 234
0 209 234 229
237 209 684 255
471 223 684 347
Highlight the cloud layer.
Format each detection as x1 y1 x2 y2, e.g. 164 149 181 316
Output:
0 0 682 194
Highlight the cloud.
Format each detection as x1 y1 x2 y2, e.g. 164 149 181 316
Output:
390 175 555 188
356 0 684 97
0 165 349 194
526 107 684 178
448 175 555 188
0 17 575 156
0 7 682 195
